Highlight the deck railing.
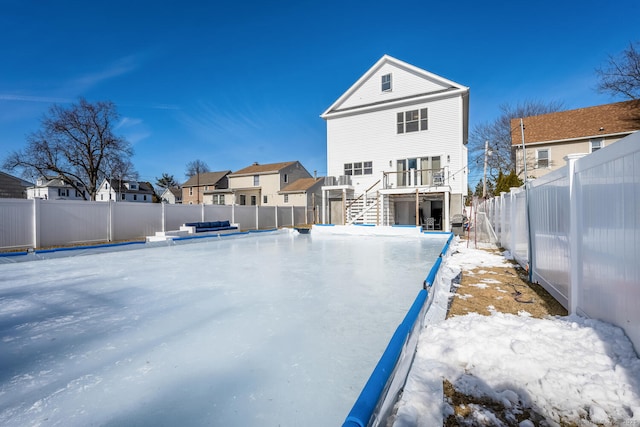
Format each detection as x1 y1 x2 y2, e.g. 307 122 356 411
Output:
382 168 445 189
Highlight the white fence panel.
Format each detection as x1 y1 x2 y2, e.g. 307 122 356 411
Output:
574 132 640 351
511 188 528 267
234 205 257 230
39 200 110 247
275 206 292 227
259 206 277 229
483 131 640 353
164 204 202 231
203 205 234 223
0 199 33 249
295 206 307 225
529 168 571 307
111 202 162 241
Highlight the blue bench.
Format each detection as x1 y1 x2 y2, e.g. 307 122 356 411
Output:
183 221 238 233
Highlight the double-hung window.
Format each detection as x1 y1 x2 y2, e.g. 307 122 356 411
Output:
536 149 550 168
344 161 373 176
590 138 604 153
381 73 392 92
364 161 372 175
253 175 259 186
353 162 363 175
397 108 428 133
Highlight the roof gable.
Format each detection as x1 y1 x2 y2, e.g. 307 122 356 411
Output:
321 54 468 118
512 100 640 145
182 170 231 187
279 177 324 193
103 179 154 194
230 161 298 177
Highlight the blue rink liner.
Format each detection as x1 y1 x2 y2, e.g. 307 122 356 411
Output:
342 232 454 427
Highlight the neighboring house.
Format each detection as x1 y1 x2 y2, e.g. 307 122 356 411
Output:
160 186 182 204
0 171 32 199
278 176 325 222
320 54 469 230
95 179 154 202
226 161 313 206
27 176 88 200
512 100 640 179
182 171 231 205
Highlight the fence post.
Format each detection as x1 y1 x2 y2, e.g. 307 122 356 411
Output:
161 202 166 233
509 188 517 254
566 154 583 315
256 206 259 230
275 206 278 228
109 200 114 242
32 198 41 249
291 206 294 227
201 203 205 222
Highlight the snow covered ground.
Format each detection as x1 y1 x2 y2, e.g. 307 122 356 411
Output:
0 230 447 427
393 243 640 427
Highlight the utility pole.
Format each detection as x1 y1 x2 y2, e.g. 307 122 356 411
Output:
520 118 527 180
483 140 489 198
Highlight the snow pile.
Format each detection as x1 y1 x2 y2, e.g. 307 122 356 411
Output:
393 243 640 427
446 243 512 272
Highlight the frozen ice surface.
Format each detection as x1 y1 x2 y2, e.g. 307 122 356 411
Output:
0 230 447 426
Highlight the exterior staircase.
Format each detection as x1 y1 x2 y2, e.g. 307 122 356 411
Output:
345 179 394 225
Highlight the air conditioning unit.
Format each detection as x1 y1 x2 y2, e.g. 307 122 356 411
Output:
324 176 336 186
338 175 352 186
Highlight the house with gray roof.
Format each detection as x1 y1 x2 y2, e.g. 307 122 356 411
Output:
0 171 32 199
27 176 88 200
95 179 155 202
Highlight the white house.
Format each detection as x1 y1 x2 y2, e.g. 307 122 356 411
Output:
27 176 88 200
160 186 183 204
95 179 154 202
320 55 469 230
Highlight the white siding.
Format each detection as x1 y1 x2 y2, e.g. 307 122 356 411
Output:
338 63 450 111
326 95 466 194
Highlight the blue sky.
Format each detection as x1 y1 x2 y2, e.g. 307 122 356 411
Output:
1 0 638 187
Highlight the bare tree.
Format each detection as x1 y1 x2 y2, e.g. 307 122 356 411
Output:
2 98 135 200
185 160 210 204
468 100 564 182
596 42 640 100
185 160 210 179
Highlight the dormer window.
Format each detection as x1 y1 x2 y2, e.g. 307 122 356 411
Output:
381 73 392 92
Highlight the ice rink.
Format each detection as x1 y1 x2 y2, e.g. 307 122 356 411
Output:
0 229 447 426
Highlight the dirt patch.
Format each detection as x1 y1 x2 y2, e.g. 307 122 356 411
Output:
443 380 551 427
443 243 569 426
447 248 567 319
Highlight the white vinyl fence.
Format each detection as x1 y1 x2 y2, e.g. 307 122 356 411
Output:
482 131 640 354
0 200 309 251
